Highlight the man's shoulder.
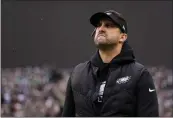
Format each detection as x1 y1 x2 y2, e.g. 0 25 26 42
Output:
130 61 147 73
72 61 90 73
76 61 89 68
131 61 150 76
70 61 90 82
133 61 145 69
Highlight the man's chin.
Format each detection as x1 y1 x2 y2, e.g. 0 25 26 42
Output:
95 43 115 50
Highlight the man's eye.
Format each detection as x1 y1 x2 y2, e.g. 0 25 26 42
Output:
105 24 114 28
96 23 101 27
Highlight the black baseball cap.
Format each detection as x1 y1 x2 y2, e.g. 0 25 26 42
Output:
90 10 128 34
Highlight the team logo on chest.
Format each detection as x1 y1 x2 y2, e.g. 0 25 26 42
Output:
116 76 131 84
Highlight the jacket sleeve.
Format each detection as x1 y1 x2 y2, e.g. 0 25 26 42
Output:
62 75 75 117
136 69 159 116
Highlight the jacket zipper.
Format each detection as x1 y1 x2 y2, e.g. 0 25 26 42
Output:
100 68 111 113
90 67 99 115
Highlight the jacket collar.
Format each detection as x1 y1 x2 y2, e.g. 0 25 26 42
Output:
90 41 135 69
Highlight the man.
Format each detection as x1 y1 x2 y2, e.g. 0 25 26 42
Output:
62 10 159 117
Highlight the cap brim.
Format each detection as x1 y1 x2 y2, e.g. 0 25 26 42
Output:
90 12 115 27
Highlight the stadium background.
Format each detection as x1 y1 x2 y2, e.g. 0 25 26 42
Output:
1 1 172 117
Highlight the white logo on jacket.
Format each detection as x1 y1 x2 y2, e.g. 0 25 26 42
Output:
149 88 155 92
116 76 131 84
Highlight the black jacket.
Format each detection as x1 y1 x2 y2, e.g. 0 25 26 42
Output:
62 41 159 117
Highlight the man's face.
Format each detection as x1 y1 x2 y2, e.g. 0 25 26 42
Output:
93 18 123 49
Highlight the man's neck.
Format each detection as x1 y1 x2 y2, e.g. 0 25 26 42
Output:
99 44 122 63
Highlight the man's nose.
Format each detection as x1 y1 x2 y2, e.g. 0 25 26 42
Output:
98 24 106 31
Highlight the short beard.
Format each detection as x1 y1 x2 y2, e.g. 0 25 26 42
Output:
95 43 116 51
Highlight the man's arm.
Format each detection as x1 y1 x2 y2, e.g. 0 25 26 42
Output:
62 76 75 117
136 69 159 116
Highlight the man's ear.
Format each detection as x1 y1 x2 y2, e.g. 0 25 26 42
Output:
119 33 127 43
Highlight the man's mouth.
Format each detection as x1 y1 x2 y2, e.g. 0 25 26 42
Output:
98 34 106 37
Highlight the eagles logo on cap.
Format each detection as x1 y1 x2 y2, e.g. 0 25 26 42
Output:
106 12 112 15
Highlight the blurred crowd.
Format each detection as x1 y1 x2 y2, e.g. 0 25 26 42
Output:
1 65 173 117
147 66 173 117
1 65 69 117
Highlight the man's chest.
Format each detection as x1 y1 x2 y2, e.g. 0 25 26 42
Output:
71 68 138 102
